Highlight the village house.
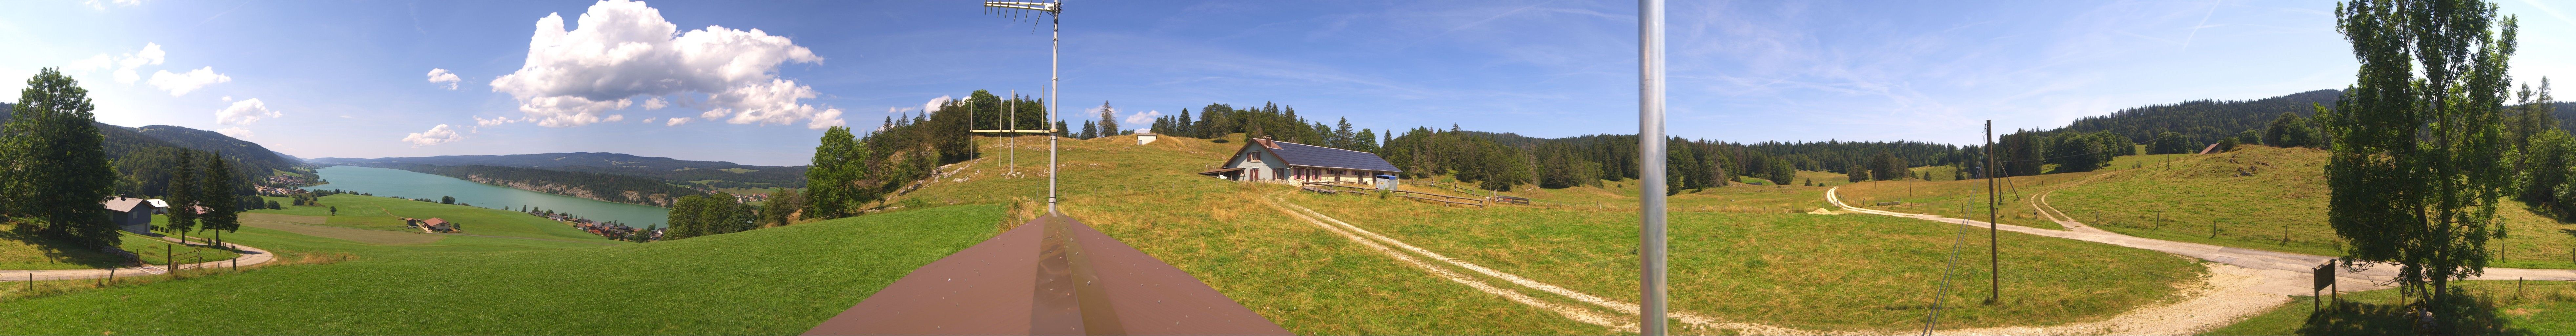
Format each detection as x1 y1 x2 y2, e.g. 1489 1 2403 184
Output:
103 197 155 234
1198 136 1401 189
411 218 457 233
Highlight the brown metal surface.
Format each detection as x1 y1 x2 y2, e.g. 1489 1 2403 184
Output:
804 215 1287 336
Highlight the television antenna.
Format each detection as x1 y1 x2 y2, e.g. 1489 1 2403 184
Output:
975 0 1062 214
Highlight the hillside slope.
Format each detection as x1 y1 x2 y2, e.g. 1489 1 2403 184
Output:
130 125 301 175
0 204 1004 334
2046 146 2576 269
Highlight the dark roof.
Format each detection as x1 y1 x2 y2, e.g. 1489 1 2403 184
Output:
1255 138 1401 172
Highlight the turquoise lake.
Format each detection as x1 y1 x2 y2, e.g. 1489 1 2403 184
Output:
303 165 670 227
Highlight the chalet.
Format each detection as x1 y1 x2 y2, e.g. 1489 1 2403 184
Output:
103 197 155 234
1199 136 1400 188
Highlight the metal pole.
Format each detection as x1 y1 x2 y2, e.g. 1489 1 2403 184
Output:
1637 0 1668 334
1985 121 1998 304
1047 2 1060 215
1011 89 1018 177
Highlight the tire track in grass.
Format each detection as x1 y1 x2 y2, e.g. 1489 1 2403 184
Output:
1258 196 1640 332
1268 195 1811 335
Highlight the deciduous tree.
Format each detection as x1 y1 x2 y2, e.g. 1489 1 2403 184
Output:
3 68 120 248
2326 0 2518 326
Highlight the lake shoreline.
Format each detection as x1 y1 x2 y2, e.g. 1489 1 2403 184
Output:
303 165 671 227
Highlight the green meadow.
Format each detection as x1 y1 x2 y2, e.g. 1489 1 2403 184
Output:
0 204 1003 334
2047 146 2576 269
1283 190 2204 331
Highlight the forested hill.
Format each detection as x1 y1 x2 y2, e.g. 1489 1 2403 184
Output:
311 152 807 189
4 102 306 196
2051 90 2342 144
129 125 301 175
389 164 705 207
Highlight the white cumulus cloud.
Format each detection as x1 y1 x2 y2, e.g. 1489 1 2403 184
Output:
111 43 167 84
1122 110 1162 125
426 68 461 90
216 127 253 137
665 117 690 126
474 116 516 126
487 0 835 128
401 124 465 146
148 66 230 96
643 96 668 110
214 98 280 125
922 95 953 114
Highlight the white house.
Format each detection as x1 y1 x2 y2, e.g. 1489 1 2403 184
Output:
1198 136 1401 189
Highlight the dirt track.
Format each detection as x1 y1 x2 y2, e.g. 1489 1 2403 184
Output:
1825 187 2576 334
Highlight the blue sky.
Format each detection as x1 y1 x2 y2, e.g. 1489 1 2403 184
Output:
2 0 2569 166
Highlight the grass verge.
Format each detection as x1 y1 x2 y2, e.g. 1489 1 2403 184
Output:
2204 280 2576 335
0 204 1003 334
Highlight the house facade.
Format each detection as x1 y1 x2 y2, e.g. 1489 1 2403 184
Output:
103 197 154 234
1199 136 1401 188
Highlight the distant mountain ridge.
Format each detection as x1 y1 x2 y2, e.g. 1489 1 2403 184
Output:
312 152 808 189
2047 89 2344 143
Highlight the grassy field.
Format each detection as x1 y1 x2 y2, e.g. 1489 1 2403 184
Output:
889 134 2214 332
0 225 239 270
2203 280 2576 335
2046 146 2576 269
251 194 621 244
1284 190 2205 331
0 204 1005 334
1833 173 2097 231
894 134 1609 334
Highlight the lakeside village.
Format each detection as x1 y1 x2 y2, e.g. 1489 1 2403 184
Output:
521 207 662 242
257 187 662 242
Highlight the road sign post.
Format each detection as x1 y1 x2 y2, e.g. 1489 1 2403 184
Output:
2313 261 2335 311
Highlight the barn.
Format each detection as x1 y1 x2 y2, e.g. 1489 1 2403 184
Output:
1199 136 1400 188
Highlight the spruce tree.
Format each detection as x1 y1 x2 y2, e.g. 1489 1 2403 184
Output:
1095 101 1117 136
199 154 241 245
166 150 200 239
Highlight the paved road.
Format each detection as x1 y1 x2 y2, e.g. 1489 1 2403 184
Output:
2 234 274 282
1824 187 2576 297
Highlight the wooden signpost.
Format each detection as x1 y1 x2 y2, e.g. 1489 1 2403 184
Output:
2312 261 2336 311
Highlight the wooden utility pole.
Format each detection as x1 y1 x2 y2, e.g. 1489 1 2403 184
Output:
1984 121 1998 304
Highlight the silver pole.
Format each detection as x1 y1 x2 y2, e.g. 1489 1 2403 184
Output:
1047 2 1060 215
1011 89 1017 177
1637 0 1668 334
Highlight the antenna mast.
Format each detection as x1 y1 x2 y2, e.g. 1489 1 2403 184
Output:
979 0 1064 214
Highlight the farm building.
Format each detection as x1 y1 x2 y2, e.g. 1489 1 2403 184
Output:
103 197 155 234
412 218 457 233
1199 136 1400 188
